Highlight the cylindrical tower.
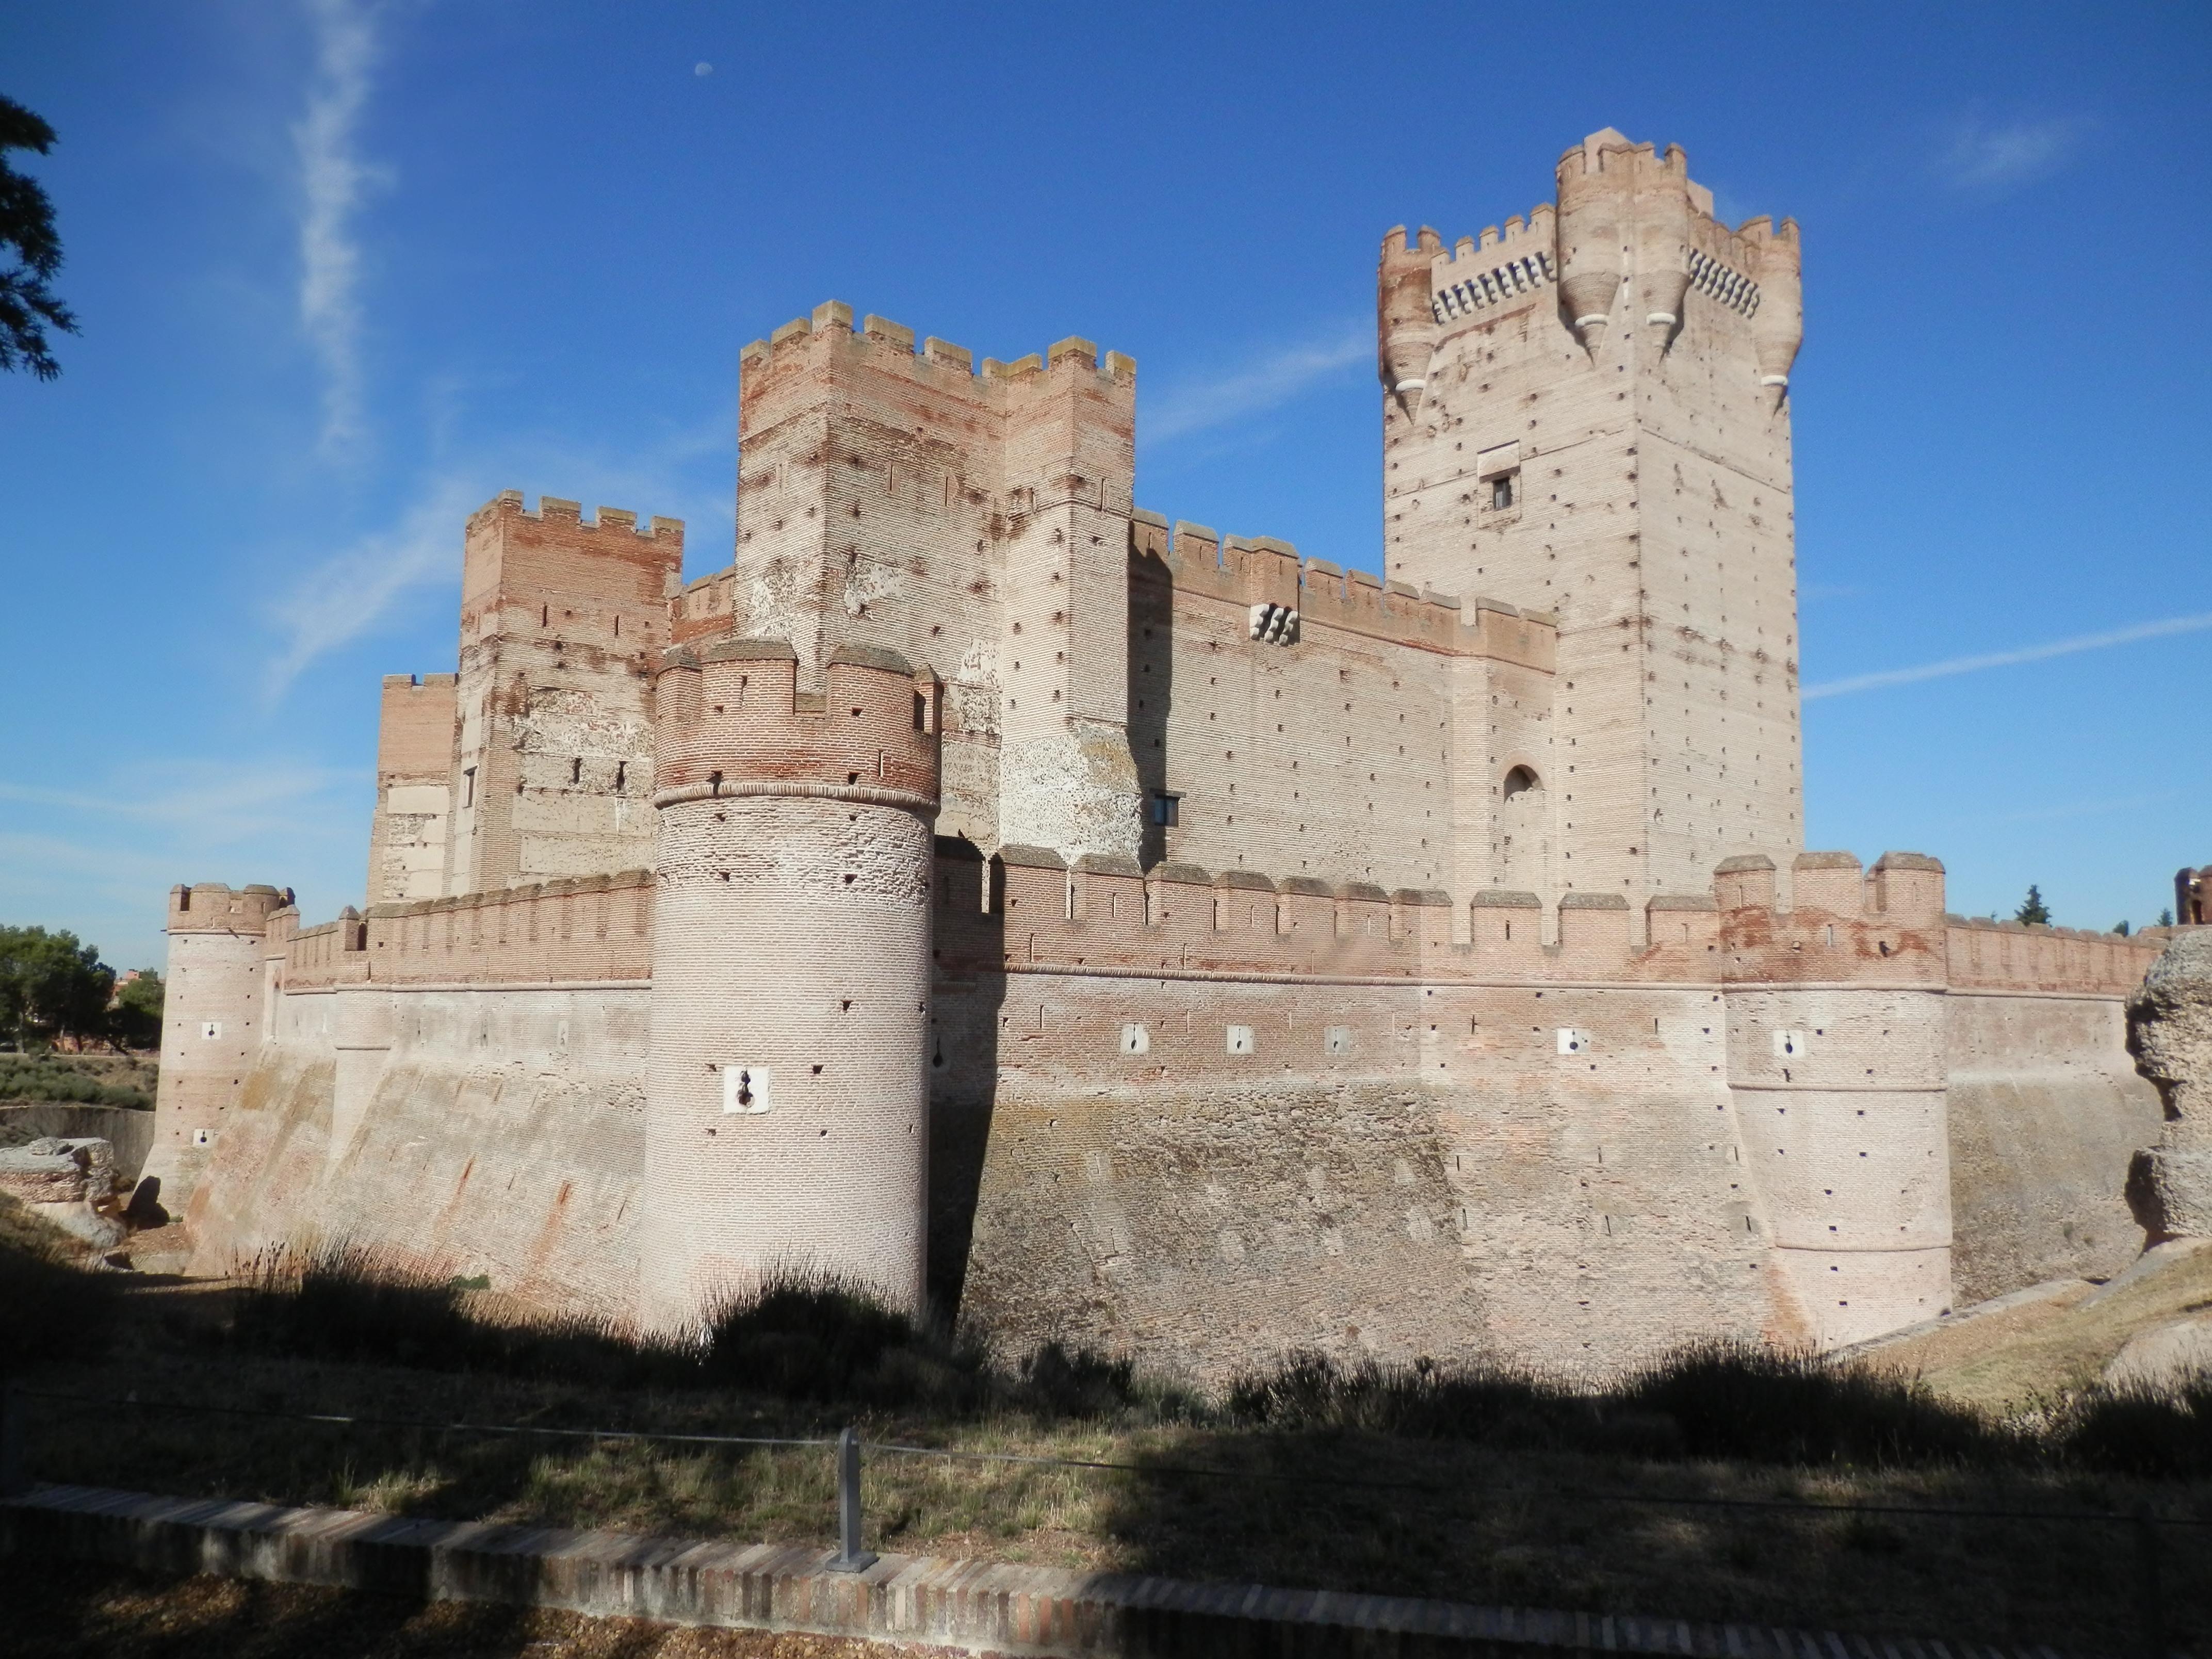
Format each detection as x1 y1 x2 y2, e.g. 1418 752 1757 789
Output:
1376 224 1441 403
1633 144 1693 342
1745 215 1803 410
1721 852 1952 1348
149 882 289 1206
1554 131 1629 357
641 636 940 1337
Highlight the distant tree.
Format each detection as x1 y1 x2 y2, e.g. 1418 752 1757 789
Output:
2014 885 2052 927
0 925 115 1049
110 970 164 1050
2113 920 2131 937
0 94 79 380
2160 907 2176 928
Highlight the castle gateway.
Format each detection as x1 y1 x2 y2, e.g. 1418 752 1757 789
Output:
151 131 2165 1375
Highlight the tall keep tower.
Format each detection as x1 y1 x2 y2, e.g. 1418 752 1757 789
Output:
640 636 941 1335
1380 129 1805 909
730 302 1141 864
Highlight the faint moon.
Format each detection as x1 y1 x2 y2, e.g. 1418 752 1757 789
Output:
694 61 713 76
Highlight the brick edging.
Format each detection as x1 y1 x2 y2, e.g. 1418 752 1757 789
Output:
1 1484 2069 1658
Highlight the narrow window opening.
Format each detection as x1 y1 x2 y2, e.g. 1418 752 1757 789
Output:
913 692 927 731
541 604 548 627
571 757 582 784
1148 790 1181 827
1503 765 1539 801
1492 474 1516 510
614 761 626 793
463 767 476 808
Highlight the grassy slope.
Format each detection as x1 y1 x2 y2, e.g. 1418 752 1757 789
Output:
1866 1241 2212 1411
6 1253 2206 1652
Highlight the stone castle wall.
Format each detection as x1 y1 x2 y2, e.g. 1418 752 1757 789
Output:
1380 132 1804 908
161 849 2169 1374
151 126 2182 1372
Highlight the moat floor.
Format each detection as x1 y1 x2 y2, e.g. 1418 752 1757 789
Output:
11 1266 2208 1652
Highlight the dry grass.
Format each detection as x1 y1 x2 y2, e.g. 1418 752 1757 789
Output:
1865 1240 2212 1412
15 1272 2211 1652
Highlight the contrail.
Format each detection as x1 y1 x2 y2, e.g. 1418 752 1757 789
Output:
1802 611 2212 701
295 0 384 458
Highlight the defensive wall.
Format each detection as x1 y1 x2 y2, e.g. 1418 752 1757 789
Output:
147 125 2176 1377
156 846 2165 1374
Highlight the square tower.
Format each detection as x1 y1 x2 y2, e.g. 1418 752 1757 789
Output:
730 302 1142 862
445 493 684 895
1380 129 1805 906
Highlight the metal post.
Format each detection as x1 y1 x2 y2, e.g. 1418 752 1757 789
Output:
1 1383 25 1498
2134 1506 2167 1659
827 1425 877 1573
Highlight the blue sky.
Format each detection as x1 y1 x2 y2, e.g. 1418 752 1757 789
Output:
2 2 2206 969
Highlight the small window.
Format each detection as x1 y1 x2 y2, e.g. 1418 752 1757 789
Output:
1491 474 1515 510
913 692 928 731
571 757 582 784
463 767 476 808
614 761 626 793
1503 766 1538 801
1148 791 1181 827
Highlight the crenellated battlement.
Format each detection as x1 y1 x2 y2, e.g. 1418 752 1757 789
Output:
1712 852 1949 986
279 873 656 992
167 882 289 937
928 845 2041 993
652 637 940 810
459 490 685 651
1428 205 1558 327
1945 912 2165 994
469 490 684 544
740 300 1135 394
670 569 742 646
1128 508 1556 666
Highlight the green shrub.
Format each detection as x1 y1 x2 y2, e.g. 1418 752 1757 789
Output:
0 1054 152 1110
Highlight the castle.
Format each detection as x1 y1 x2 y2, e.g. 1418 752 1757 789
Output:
149 131 2169 1373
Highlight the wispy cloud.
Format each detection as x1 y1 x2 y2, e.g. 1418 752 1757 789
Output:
295 0 386 457
259 401 739 696
0 761 366 844
1142 326 1369 448
1804 611 2212 701
264 474 479 696
1938 115 2088 193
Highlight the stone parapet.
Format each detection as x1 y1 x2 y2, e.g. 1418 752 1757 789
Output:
1946 914 2162 994
1128 513 1556 668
